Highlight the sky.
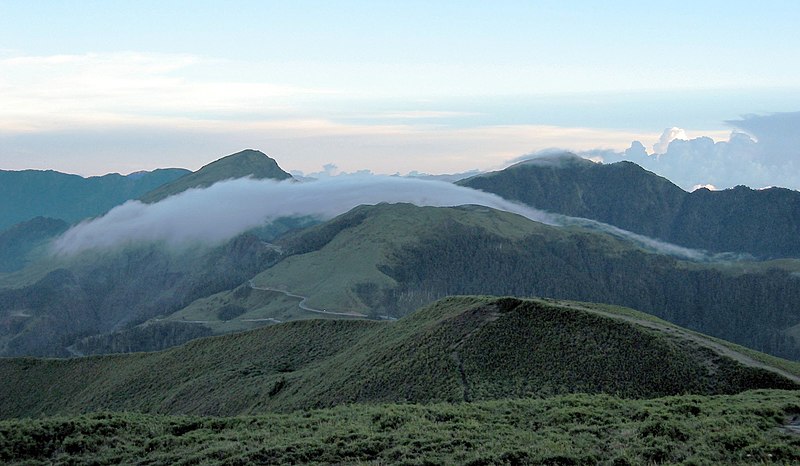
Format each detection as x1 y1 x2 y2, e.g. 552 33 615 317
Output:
2 1 800 189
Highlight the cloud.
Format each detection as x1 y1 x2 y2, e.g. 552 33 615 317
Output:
576 113 800 191
726 112 800 167
653 127 688 154
52 176 557 255
0 52 332 133
52 173 720 262
691 184 718 191
0 116 659 176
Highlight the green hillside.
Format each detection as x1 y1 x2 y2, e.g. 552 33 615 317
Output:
139 149 293 203
1 297 796 419
458 153 800 258
251 203 800 359
253 203 555 313
0 234 282 357
3 390 800 465
5 201 800 360
0 150 296 357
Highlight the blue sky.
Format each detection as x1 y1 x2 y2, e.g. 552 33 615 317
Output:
1 0 800 181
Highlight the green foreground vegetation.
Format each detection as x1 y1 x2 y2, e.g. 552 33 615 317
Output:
2 390 799 465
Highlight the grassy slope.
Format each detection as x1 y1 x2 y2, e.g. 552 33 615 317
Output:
253 204 557 312
2 390 800 465
1 297 796 419
160 283 359 334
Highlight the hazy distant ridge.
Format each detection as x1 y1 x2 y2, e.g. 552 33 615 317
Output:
459 153 800 258
0 168 189 231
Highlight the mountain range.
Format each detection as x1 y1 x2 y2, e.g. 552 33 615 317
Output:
3 149 800 463
0 167 189 231
2 150 800 360
458 153 800 259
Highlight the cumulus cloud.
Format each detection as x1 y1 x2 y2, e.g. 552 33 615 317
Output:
580 112 800 191
52 176 557 255
726 112 800 167
653 127 688 154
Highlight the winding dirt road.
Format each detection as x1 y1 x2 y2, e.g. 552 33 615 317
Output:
248 280 367 318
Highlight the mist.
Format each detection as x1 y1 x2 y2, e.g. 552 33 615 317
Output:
51 173 723 262
52 176 557 255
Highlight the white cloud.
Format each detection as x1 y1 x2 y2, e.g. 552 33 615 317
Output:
52 174 709 261
582 113 800 191
0 52 332 132
653 127 688 154
52 176 556 254
691 184 717 191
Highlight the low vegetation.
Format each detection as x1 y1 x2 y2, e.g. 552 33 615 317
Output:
1 390 799 465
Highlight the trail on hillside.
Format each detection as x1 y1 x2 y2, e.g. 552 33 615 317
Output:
557 301 800 384
248 280 367 318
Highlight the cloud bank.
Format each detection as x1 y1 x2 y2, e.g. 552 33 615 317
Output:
581 112 800 191
52 174 718 262
52 176 556 255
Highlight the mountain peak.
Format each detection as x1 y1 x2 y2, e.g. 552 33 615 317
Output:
139 149 293 203
509 152 595 169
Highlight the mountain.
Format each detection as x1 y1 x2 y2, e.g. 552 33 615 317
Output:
3 202 800 359
138 149 293 203
0 234 281 357
249 203 800 359
1 296 796 419
457 153 800 258
0 168 189 231
0 217 68 273
0 150 302 356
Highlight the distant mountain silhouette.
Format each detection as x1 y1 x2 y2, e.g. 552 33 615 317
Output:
139 149 293 203
0 168 189 230
459 153 800 258
0 217 68 272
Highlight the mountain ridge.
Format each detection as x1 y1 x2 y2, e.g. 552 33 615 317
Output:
1 296 796 419
247 202 800 359
458 153 800 258
0 168 189 231
138 149 293 203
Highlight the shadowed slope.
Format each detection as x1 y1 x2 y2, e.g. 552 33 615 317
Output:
458 153 800 258
0 296 796 419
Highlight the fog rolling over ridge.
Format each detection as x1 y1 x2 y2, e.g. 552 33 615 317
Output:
52 176 558 255
52 174 715 261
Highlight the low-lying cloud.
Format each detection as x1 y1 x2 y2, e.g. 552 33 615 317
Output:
52 174 721 262
52 176 557 255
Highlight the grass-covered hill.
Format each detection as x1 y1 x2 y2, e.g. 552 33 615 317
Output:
4 201 800 360
458 153 800 258
0 167 189 231
139 149 293 203
252 203 800 359
1 296 797 419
